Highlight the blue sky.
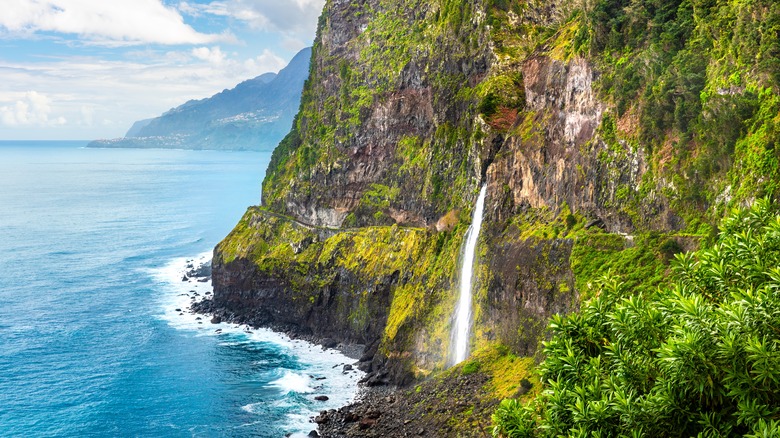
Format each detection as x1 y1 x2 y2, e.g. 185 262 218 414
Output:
0 0 325 140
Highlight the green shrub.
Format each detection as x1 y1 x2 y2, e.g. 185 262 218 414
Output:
494 199 780 437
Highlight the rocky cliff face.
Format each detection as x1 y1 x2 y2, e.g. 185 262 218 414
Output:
206 0 780 401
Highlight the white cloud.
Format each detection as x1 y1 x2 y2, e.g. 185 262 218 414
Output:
192 46 227 65
244 49 286 73
0 44 293 138
0 0 228 46
80 105 94 126
0 91 58 126
180 0 325 42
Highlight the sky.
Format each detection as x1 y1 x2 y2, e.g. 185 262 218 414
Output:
0 0 325 140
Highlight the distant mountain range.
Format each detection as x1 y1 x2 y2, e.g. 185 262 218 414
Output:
88 48 311 151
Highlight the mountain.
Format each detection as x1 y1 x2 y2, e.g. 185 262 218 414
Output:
88 47 311 151
194 0 780 436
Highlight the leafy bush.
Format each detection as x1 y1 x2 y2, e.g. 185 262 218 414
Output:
494 199 780 437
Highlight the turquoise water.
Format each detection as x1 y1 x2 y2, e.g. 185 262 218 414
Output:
0 141 360 437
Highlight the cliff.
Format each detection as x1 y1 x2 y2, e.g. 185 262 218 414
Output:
201 0 780 434
88 48 310 151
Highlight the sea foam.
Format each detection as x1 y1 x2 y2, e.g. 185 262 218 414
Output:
150 252 364 436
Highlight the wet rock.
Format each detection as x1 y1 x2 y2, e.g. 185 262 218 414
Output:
181 275 188 281
211 316 222 324
308 431 320 437
343 364 353 372
315 395 329 401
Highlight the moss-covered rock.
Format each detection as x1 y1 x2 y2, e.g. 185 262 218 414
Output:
205 1 780 434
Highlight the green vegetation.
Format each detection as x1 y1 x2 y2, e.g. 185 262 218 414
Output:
576 0 780 216
235 0 780 433
217 207 474 372
261 0 491 225
493 200 780 437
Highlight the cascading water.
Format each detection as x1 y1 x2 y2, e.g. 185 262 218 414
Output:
450 185 487 366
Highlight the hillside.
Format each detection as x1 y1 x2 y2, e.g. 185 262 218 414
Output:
88 48 311 151
195 0 780 436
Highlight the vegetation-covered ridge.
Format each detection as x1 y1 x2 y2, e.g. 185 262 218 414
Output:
493 200 780 437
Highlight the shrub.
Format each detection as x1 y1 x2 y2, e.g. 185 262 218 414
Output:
494 199 780 437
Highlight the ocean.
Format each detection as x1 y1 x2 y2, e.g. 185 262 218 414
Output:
0 141 361 437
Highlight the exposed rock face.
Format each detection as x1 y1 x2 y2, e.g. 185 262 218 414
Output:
263 0 494 228
481 235 577 356
207 0 600 384
199 0 780 435
208 0 695 390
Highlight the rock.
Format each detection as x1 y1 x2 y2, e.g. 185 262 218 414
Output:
195 317 202 320
308 431 319 437
175 308 181 312
343 364 353 372
314 395 329 401
517 378 533 396
197 278 208 282
314 413 328 424
181 275 188 281
417 428 425 435
321 338 338 349
585 217 606 230
211 316 222 324
358 418 376 430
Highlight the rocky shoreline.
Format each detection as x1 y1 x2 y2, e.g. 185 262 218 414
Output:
186 256 513 437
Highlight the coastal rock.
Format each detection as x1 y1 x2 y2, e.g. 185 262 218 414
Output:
315 395 329 401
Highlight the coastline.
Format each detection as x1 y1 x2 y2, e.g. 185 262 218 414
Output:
155 253 365 437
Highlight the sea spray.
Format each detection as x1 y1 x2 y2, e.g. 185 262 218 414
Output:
450 185 487 365
153 254 364 437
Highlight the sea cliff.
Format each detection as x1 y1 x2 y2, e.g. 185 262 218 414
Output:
197 0 780 435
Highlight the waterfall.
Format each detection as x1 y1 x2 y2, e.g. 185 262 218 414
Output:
450 185 487 366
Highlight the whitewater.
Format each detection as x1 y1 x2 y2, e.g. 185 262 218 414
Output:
0 141 361 437
451 185 487 366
